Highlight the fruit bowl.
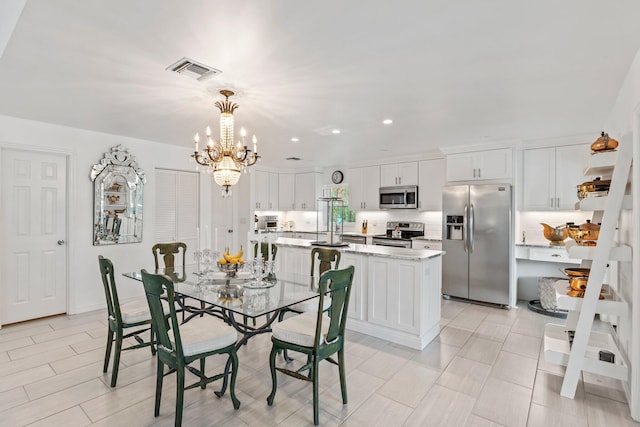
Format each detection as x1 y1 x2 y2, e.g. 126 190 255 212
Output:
218 261 245 277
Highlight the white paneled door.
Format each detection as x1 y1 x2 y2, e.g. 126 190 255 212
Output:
1 149 67 324
155 169 199 259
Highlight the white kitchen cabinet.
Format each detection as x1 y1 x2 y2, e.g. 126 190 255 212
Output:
522 144 589 210
340 252 366 321
295 172 322 211
347 165 380 211
277 246 311 275
367 256 420 333
254 170 279 210
446 148 512 182
418 158 445 211
278 173 295 210
380 161 418 187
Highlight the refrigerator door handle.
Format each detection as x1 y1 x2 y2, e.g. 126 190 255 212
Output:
463 204 468 252
469 203 475 253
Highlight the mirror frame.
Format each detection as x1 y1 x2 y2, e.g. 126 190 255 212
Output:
90 145 146 245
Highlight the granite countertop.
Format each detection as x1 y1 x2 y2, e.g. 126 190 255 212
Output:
271 237 444 260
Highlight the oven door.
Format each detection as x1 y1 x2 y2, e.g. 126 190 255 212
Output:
372 237 412 248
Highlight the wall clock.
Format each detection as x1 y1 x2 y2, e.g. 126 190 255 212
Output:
331 170 344 184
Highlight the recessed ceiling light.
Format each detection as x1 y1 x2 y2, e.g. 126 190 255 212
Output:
383 119 393 125
332 129 341 134
291 137 299 142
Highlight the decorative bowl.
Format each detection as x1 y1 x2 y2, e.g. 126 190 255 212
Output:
218 262 245 277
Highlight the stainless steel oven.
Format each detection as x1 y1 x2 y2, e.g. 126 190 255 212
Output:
371 221 424 248
371 236 413 248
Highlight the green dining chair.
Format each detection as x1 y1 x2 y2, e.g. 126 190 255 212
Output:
99 255 156 388
254 241 278 261
267 265 355 426
141 269 240 426
278 247 340 320
152 242 187 281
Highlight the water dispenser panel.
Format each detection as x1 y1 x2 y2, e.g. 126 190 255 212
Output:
446 215 464 240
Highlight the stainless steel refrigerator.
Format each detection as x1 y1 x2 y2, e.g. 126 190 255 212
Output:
442 184 511 306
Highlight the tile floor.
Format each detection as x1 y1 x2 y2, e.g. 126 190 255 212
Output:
0 299 637 426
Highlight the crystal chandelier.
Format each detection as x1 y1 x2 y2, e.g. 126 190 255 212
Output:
191 90 260 197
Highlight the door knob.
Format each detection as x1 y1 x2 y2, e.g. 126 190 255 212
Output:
57 240 65 245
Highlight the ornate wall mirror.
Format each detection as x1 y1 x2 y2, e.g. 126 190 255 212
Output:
90 145 145 245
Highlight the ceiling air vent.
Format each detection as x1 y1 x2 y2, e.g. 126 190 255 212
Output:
166 57 221 81
286 157 302 161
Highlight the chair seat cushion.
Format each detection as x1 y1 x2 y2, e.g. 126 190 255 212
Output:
288 292 331 313
272 311 330 347
171 316 238 357
120 299 152 324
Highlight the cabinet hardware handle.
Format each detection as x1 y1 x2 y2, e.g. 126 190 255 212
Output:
549 198 553 208
478 169 481 178
57 240 65 245
473 168 476 178
556 198 560 208
551 254 560 257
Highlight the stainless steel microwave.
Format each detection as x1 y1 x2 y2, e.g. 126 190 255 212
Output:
379 185 418 209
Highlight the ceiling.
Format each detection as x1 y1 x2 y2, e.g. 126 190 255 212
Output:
1 1 639 170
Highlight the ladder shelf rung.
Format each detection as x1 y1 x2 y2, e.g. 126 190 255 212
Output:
553 280 627 315
543 323 628 380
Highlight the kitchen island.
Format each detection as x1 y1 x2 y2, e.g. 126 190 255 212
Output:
258 237 444 350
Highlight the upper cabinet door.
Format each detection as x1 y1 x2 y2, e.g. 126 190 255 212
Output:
522 147 556 210
254 170 269 210
380 162 418 186
268 172 279 210
446 148 512 182
446 152 476 181
555 144 590 210
295 172 321 211
477 148 512 180
522 144 590 210
278 173 295 210
347 166 380 211
418 158 445 211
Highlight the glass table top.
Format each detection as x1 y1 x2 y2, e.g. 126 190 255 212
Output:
123 266 322 319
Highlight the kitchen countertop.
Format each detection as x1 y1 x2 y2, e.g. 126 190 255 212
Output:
271 237 444 261
516 242 569 248
412 237 443 242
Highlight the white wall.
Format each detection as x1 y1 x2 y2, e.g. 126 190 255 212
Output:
0 114 212 316
603 48 640 420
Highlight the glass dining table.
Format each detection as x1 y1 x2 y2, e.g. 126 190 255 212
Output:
124 266 322 337
123 266 322 396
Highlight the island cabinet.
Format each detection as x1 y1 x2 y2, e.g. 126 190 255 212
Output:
340 252 366 321
380 161 418 187
368 257 421 333
277 246 312 275
446 148 512 182
522 144 590 210
269 238 444 349
346 165 379 211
